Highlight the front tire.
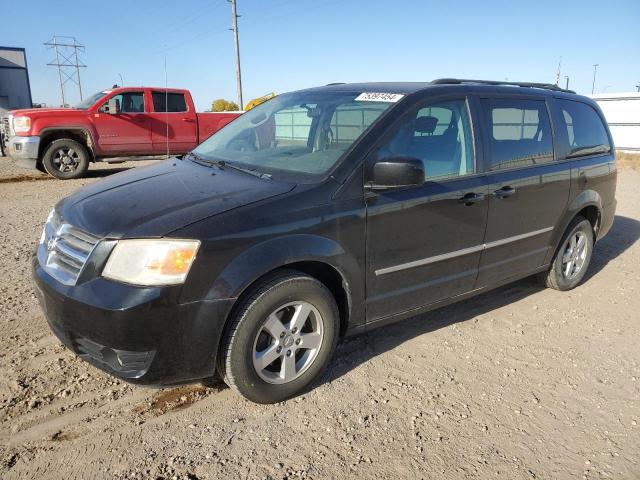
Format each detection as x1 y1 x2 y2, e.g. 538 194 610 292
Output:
42 138 89 179
541 216 594 290
219 269 339 403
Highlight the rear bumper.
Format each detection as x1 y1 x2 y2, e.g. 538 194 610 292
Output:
6 135 39 167
32 256 235 385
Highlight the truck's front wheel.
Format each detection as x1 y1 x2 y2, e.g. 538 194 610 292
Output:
42 138 89 179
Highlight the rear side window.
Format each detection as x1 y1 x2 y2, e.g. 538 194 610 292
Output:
152 92 188 112
481 99 554 171
558 100 610 157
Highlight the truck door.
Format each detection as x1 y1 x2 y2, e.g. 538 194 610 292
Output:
93 91 153 155
149 91 198 155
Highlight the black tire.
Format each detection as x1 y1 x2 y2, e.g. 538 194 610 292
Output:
540 216 594 291
218 269 339 403
42 138 89 179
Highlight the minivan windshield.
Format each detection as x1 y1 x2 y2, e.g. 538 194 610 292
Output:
192 91 397 181
74 91 109 109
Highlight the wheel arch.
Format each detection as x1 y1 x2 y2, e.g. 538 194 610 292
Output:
207 234 365 339
545 190 603 264
38 127 96 163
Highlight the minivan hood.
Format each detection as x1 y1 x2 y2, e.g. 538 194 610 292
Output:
57 159 295 238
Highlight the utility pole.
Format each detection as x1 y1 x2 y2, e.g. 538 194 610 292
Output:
591 64 599 95
229 0 243 109
45 36 87 106
565 76 570 90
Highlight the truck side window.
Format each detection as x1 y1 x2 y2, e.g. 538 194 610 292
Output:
152 92 188 113
558 100 611 157
378 99 474 181
101 92 145 113
481 99 553 170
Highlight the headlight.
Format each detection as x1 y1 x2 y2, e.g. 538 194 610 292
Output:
40 209 55 244
12 116 31 133
102 239 200 286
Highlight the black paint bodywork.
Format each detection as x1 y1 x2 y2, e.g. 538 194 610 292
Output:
32 82 617 385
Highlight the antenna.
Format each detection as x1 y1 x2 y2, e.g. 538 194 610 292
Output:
45 36 87 106
555 56 562 86
164 55 169 159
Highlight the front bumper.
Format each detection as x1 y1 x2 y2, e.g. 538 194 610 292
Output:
6 135 40 167
32 256 235 385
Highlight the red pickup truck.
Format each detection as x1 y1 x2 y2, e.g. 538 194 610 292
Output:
1 87 241 179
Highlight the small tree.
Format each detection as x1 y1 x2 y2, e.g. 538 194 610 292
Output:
211 99 240 112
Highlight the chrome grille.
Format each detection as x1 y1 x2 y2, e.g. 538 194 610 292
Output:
1 116 10 138
37 210 100 285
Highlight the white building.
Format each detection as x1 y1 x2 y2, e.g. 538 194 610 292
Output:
590 93 640 151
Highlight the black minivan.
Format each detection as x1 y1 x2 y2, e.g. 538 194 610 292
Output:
33 79 617 403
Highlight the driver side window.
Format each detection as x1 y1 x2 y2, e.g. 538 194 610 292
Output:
100 92 145 113
379 99 475 181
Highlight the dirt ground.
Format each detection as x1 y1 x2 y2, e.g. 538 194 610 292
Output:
0 156 639 480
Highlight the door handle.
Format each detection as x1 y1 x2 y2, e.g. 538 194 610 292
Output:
493 186 516 199
181 118 196 123
459 192 485 206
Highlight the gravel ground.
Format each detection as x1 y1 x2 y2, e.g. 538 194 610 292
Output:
1 156 639 479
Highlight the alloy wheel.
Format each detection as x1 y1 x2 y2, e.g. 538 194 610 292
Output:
252 301 324 384
52 147 80 173
561 230 588 280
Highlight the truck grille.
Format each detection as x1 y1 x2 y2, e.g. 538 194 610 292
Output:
1 116 9 138
37 210 100 285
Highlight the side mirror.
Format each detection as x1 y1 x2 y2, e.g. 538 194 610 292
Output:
105 98 120 114
368 156 425 190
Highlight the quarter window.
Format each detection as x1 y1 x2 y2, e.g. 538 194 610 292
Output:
152 92 188 112
377 99 474 181
482 99 553 170
558 100 610 157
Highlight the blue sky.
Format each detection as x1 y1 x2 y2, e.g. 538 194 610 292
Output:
3 0 639 110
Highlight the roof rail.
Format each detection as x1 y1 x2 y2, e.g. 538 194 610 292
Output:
431 78 576 94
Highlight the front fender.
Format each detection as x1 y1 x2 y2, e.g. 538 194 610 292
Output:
207 234 365 326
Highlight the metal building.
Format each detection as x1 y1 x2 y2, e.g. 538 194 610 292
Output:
0 46 33 118
590 93 640 151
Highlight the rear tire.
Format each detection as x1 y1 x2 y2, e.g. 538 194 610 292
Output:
218 269 339 403
540 216 594 291
42 138 89 179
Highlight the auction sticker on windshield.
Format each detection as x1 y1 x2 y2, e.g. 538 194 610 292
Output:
355 92 404 102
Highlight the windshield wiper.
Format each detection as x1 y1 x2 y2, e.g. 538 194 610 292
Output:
219 161 272 180
186 152 271 180
184 151 214 168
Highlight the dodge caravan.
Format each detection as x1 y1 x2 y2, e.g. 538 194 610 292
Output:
33 79 617 403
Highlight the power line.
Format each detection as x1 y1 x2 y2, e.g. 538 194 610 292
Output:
45 36 87 106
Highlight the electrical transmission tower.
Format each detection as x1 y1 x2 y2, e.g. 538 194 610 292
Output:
45 36 87 107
